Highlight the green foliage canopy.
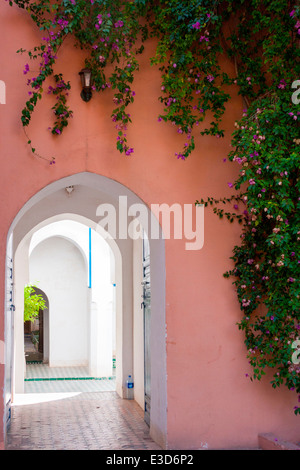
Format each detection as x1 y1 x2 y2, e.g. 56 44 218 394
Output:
24 284 47 323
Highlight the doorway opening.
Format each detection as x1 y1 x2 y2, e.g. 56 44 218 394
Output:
4 172 167 448
24 287 49 364
22 219 117 392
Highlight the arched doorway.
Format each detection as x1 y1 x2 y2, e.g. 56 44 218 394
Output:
29 236 89 368
28 220 115 377
24 287 49 364
5 172 167 447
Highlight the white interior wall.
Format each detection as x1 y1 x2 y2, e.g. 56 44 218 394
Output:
30 236 88 367
29 220 115 376
133 235 145 409
14 238 30 394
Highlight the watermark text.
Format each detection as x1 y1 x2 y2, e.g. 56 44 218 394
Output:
96 196 204 251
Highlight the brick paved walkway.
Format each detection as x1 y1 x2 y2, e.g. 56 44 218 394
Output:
5 391 162 450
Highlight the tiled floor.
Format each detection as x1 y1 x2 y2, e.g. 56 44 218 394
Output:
5 364 161 450
24 363 116 393
25 363 100 379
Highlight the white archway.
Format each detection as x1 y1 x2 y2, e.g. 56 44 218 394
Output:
13 213 122 394
28 219 116 377
5 172 167 447
30 236 89 368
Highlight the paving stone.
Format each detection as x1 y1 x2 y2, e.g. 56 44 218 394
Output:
6 364 160 450
6 391 161 450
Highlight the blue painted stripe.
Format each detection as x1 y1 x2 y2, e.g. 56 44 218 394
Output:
89 227 92 288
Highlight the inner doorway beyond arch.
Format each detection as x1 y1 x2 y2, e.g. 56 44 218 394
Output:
28 221 115 376
24 286 49 364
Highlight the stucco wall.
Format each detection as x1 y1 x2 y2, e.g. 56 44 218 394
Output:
1 2 299 450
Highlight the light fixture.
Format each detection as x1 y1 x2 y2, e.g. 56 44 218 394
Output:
65 185 74 196
79 68 92 102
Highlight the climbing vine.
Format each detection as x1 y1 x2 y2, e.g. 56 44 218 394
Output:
196 2 300 413
7 0 300 412
7 0 236 161
199 86 300 414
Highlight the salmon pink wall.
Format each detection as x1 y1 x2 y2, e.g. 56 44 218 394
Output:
1 3 299 449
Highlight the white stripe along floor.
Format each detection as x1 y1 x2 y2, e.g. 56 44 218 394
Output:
24 363 116 393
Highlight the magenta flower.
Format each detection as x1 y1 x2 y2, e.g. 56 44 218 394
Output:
23 64 30 75
278 79 287 89
114 20 124 28
192 21 201 30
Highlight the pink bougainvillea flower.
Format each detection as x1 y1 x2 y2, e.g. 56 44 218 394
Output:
23 64 30 75
192 21 201 30
114 20 124 28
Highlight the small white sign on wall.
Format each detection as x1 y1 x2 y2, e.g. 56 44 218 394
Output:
0 340 5 364
0 80 6 104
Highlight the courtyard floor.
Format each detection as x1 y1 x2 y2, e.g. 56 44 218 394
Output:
5 363 161 451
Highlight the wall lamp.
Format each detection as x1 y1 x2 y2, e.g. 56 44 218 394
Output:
65 185 74 196
79 68 92 102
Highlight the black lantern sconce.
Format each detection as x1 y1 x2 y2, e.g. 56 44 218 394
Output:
79 68 92 102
